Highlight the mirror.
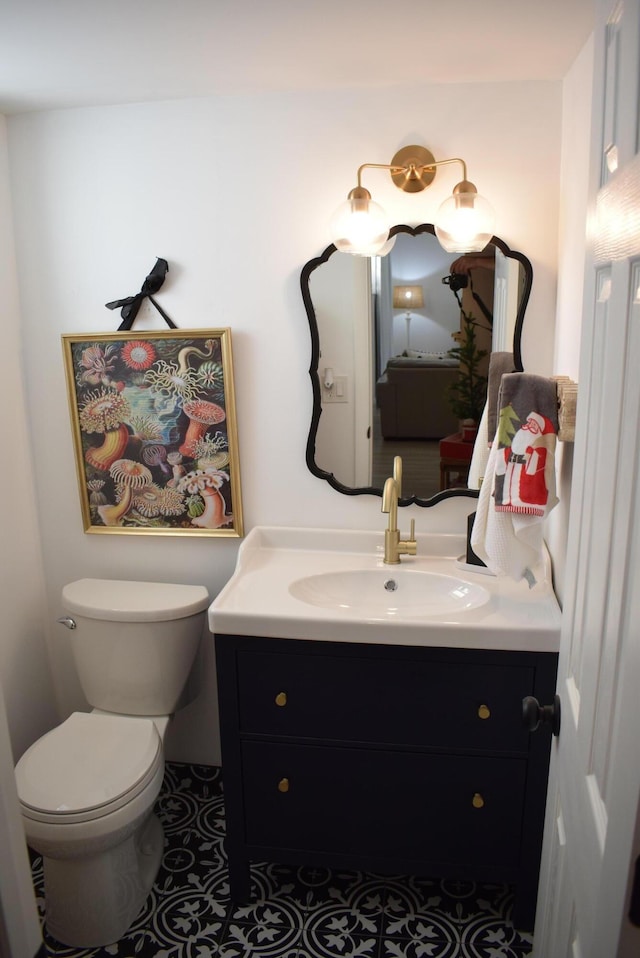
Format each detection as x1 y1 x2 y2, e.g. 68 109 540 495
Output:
302 224 532 506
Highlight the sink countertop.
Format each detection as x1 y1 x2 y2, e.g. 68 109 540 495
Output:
208 526 561 653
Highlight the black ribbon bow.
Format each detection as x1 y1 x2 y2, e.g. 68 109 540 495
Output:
105 257 177 330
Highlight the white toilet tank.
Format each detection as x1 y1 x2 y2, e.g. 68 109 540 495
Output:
61 579 210 715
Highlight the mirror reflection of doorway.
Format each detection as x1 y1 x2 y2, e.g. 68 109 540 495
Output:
371 233 491 497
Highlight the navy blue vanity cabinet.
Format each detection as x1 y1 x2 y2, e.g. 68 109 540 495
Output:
215 634 558 931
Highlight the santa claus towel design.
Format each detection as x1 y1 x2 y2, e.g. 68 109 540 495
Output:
493 374 559 517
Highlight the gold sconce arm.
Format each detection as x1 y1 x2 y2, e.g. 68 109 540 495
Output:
331 143 493 257
354 148 470 195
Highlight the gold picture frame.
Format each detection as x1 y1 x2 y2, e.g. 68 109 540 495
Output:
62 328 243 536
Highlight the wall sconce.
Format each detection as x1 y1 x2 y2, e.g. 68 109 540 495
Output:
330 144 495 257
393 285 424 350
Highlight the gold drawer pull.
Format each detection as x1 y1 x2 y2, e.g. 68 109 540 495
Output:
478 704 491 720
472 792 485 809
275 692 287 707
277 777 289 793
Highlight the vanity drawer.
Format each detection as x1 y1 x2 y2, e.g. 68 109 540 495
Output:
241 740 527 868
237 649 533 753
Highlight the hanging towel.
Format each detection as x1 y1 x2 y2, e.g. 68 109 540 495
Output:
487 352 515 442
471 373 559 586
468 400 489 489
494 373 559 516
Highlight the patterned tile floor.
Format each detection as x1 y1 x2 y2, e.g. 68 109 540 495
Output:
31 763 533 958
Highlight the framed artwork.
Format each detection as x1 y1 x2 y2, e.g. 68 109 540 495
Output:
62 328 243 536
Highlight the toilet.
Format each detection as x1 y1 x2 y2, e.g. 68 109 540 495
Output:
14 578 209 948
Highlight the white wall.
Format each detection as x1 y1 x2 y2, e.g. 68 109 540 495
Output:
388 233 458 356
0 113 54 958
547 36 595 603
0 115 58 761
5 79 563 763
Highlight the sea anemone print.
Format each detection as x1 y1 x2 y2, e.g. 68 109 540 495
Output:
179 400 226 457
80 388 132 471
193 431 229 469
78 344 119 386
197 361 224 395
97 459 153 526
177 468 231 529
79 388 131 434
129 483 185 519
129 415 163 443
121 340 157 371
87 479 107 507
144 360 200 404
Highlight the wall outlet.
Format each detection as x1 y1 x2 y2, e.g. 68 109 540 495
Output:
322 375 348 403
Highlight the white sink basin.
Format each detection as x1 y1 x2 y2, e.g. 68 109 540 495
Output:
289 569 489 617
208 526 561 652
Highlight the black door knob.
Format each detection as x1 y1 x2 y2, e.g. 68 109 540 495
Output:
522 694 561 736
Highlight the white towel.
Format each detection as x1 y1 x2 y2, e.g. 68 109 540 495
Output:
471 434 544 585
468 401 489 489
470 373 559 586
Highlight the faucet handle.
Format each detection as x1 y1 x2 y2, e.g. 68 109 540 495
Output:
399 517 417 557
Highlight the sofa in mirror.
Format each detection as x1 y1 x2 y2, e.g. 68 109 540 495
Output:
301 224 532 506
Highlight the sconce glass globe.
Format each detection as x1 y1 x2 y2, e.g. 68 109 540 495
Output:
330 188 391 256
373 234 397 256
434 188 495 253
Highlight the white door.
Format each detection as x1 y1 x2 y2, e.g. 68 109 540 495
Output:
534 1 640 955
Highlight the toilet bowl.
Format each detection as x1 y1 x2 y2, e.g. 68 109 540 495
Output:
15 579 209 947
17 711 166 946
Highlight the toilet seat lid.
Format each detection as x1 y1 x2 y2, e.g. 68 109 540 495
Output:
62 578 209 622
15 712 161 819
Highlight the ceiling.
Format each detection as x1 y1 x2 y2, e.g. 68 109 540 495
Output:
1 0 595 115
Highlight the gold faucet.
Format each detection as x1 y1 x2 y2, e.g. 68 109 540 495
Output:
381 456 417 564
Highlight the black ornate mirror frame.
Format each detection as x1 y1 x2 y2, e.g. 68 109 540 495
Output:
302 223 532 507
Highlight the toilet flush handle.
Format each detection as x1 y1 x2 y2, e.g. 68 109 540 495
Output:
56 616 77 630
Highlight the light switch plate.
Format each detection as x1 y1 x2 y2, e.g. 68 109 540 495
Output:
322 376 348 403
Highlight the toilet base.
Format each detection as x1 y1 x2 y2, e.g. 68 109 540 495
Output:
43 812 164 947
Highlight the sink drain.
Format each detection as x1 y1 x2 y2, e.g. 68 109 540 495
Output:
384 579 398 592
